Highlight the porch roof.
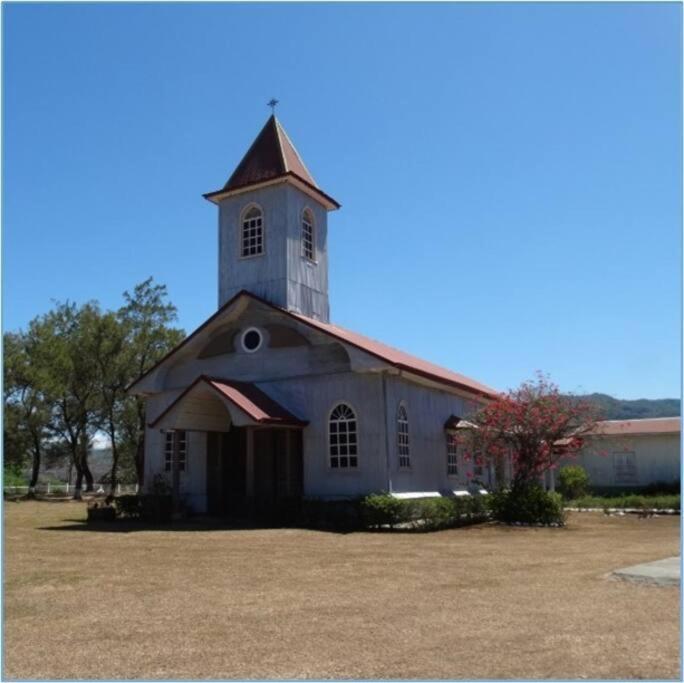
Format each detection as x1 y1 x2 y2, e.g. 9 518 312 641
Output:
148 375 308 429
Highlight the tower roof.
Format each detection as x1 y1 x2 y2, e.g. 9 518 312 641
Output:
203 115 340 209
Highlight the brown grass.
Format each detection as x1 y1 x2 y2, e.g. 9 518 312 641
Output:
3 501 680 680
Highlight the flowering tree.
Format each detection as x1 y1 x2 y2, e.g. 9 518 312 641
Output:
456 374 601 491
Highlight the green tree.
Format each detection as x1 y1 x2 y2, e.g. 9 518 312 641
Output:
3 331 51 493
91 310 130 494
118 278 184 486
28 302 102 499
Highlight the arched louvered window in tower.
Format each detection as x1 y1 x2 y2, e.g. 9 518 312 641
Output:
241 205 264 257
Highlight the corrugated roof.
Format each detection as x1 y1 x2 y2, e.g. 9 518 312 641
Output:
288 310 498 400
148 375 308 428
203 116 340 208
591 417 681 436
128 291 498 401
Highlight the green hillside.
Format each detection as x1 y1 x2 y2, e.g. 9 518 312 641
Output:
581 393 680 420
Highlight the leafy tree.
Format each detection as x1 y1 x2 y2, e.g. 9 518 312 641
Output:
118 278 184 486
27 301 102 499
3 331 51 493
456 374 601 492
91 311 129 493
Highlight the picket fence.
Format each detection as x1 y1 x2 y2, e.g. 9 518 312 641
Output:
3 483 139 496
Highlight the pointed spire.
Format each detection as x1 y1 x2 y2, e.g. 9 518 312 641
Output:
204 116 339 210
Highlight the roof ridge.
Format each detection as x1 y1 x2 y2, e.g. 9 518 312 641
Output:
275 117 317 185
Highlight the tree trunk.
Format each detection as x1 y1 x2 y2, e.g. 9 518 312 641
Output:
135 399 145 488
28 436 41 498
135 434 145 489
72 462 83 501
78 428 94 492
108 420 119 496
83 461 94 492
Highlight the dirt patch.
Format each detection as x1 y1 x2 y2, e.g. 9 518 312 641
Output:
3 501 680 680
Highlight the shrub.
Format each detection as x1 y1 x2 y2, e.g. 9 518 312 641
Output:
558 465 590 500
3 466 26 488
87 502 116 522
114 495 142 519
140 494 173 522
569 493 680 511
360 494 407 529
489 483 565 526
300 498 363 531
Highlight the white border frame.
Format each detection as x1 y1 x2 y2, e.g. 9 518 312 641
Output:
238 202 266 260
396 400 411 470
327 401 359 471
241 327 264 354
301 207 317 263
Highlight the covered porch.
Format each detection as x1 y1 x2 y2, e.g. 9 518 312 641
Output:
149 375 307 517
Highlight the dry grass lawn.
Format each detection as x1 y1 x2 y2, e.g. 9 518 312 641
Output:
3 500 681 680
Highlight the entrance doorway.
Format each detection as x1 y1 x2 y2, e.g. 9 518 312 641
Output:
206 428 303 517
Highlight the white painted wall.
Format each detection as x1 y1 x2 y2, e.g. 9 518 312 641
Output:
383 375 487 494
569 433 681 488
218 184 330 320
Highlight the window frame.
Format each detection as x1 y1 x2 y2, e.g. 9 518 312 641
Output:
239 203 265 259
301 208 316 262
397 402 411 469
164 430 187 474
328 402 359 471
446 434 459 478
613 450 638 485
240 327 263 354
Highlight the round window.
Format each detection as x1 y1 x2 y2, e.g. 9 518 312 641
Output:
241 328 263 353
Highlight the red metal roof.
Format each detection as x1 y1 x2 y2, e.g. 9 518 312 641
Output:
148 375 308 428
203 116 340 208
288 311 498 400
590 418 680 436
129 291 498 401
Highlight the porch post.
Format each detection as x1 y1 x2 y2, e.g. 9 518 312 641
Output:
285 429 292 497
171 430 181 512
245 427 255 511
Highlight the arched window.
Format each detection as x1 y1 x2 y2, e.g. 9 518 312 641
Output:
301 208 315 261
241 205 264 257
329 403 358 469
397 403 410 468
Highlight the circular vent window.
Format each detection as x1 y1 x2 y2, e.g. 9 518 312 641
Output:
241 327 263 353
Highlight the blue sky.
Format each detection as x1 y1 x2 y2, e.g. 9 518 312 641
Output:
3 2 681 399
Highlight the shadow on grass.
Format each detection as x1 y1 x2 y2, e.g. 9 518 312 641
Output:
36 516 365 534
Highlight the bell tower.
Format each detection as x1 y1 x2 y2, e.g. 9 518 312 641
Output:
204 115 340 322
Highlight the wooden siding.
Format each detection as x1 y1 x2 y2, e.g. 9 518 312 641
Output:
383 375 475 493
218 183 330 321
262 373 388 498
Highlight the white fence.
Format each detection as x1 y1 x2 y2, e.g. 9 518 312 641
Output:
3 483 139 496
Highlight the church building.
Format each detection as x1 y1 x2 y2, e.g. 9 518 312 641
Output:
128 115 498 515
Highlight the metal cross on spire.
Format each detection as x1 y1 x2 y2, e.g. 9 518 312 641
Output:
267 98 279 115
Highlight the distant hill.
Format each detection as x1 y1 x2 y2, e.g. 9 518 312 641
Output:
580 393 680 420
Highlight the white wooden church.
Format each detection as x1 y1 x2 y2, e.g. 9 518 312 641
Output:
129 115 497 515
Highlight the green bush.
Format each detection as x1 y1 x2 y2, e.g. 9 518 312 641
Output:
300 498 363 531
3 466 26 488
569 493 680 511
489 483 565 526
360 494 407 529
558 465 590 500
114 494 142 518
87 502 116 522
140 494 173 522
